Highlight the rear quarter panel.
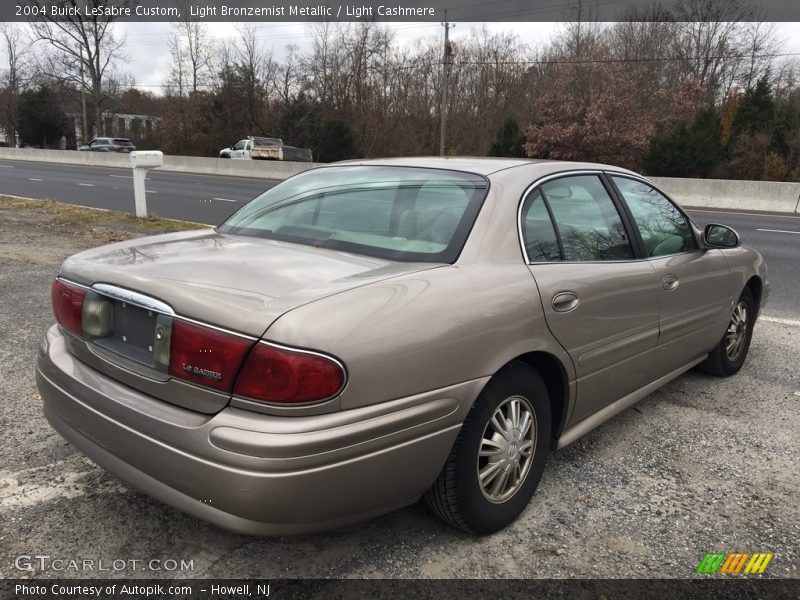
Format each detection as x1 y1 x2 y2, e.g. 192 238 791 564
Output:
264 262 572 411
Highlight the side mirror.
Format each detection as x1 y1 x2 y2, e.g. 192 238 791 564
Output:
704 223 739 248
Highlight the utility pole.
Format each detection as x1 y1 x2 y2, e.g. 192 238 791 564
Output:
439 11 453 157
9 45 17 148
79 44 88 145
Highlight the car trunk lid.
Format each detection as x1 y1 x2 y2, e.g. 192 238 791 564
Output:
58 229 439 412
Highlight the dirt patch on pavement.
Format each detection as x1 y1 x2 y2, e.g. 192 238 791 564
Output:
0 195 205 265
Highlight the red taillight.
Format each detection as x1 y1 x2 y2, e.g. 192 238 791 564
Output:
51 279 86 336
169 319 254 392
234 343 346 404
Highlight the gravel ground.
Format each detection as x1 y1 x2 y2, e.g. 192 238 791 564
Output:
0 197 798 580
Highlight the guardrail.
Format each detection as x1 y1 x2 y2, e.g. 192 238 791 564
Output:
2 148 799 214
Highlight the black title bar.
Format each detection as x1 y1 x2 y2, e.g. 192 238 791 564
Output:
4 0 800 22
2 579 798 600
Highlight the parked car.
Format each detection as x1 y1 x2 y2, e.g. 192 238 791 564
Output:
219 136 312 162
79 137 136 153
38 158 768 535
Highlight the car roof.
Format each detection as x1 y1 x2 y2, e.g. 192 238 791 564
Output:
335 156 640 178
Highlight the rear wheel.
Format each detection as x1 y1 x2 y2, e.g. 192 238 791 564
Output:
425 362 551 534
699 287 756 376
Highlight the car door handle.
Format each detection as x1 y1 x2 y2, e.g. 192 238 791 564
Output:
663 275 679 291
552 291 579 312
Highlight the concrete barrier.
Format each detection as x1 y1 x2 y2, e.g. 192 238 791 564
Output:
2 148 800 213
650 176 800 214
161 154 313 179
0 147 313 180
0 147 131 169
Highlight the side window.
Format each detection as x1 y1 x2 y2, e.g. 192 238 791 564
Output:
233 140 246 151
541 175 634 261
520 189 560 262
611 176 697 257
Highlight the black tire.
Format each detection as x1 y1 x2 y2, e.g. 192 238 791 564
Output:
425 361 551 534
699 287 756 377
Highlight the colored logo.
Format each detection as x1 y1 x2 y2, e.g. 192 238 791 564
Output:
696 552 774 574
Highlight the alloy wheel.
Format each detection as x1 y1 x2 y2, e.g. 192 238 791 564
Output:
726 301 749 361
477 395 537 503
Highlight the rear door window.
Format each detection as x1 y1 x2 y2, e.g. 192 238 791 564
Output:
539 175 634 261
520 189 561 262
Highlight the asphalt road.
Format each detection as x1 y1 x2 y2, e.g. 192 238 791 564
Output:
1 158 799 319
686 210 800 321
0 159 274 224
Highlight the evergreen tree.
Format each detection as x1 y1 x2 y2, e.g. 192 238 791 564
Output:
640 108 723 178
489 116 525 157
728 75 775 146
17 86 69 148
277 95 357 162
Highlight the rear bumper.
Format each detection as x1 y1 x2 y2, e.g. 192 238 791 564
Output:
37 325 482 535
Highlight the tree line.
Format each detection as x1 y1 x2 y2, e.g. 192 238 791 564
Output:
1 0 800 180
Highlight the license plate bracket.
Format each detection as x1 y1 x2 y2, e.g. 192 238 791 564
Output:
92 300 162 369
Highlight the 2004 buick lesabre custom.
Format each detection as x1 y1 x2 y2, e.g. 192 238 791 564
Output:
38 158 768 535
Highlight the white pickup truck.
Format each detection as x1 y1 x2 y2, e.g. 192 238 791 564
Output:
219 136 312 162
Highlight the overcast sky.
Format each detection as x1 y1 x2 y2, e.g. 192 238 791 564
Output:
3 21 799 93
117 21 561 92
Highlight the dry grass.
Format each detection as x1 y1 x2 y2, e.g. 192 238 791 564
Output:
0 195 206 234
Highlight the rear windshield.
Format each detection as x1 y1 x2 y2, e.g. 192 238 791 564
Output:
217 166 489 263
113 138 134 145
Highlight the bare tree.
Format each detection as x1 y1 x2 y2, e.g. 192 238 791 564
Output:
27 0 129 137
1 23 30 147
169 11 214 97
235 23 275 131
671 0 781 100
274 44 301 104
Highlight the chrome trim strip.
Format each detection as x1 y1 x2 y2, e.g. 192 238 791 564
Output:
231 340 349 408
604 172 706 251
260 340 348 378
91 283 175 316
60 281 346 405
173 315 259 341
58 279 259 342
516 169 605 265
56 277 90 291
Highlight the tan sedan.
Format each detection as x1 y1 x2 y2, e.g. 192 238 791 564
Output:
37 158 768 534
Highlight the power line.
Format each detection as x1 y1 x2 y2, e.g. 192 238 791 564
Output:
124 50 800 89
453 51 800 66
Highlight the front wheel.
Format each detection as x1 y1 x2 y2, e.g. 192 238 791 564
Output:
425 362 551 534
699 287 756 377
